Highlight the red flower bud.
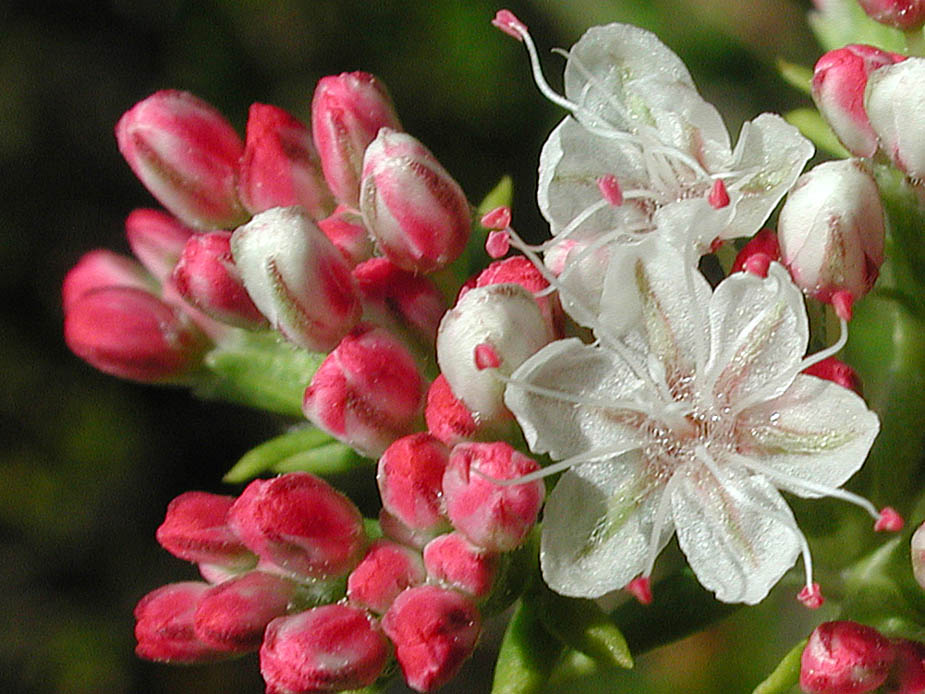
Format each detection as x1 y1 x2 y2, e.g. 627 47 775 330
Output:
238 103 334 219
134 582 225 663
377 433 452 538
425 374 481 447
885 639 925 694
423 532 499 600
803 356 863 395
347 539 426 614
857 0 925 29
317 205 376 267
730 229 781 276
800 621 895 694
382 585 481 692
115 90 246 229
124 208 195 282
260 605 389 693
61 249 153 313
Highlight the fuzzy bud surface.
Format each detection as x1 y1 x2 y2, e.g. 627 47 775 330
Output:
800 621 895 693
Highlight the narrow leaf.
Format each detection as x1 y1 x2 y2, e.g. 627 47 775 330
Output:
223 427 334 483
752 639 806 694
783 108 849 158
777 59 813 96
491 598 564 694
272 441 368 477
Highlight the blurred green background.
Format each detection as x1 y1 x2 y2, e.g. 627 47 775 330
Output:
0 1 825 692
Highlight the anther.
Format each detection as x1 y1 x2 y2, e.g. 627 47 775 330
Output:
597 175 623 206
743 252 771 278
797 582 825 609
831 290 854 322
474 342 502 370
485 230 511 259
625 576 653 605
481 205 512 230
491 9 527 41
874 506 904 532
708 178 730 209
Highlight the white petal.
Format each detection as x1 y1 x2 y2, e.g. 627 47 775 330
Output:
541 451 674 598
504 338 648 461
735 373 880 495
702 262 808 411
672 463 800 604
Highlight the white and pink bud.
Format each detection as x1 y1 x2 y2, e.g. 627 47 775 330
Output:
230 206 361 352
347 539 427 614
800 621 895 693
912 522 925 590
812 45 906 158
302 324 426 457
866 57 925 179
156 491 257 571
377 433 452 539
778 159 885 319
61 250 153 313
360 128 471 273
423 532 499 600
803 356 864 395
436 284 553 420
857 0 925 29
730 228 781 277
317 205 376 267
260 605 389 694
425 374 482 447
442 442 544 552
238 103 334 219
193 571 298 652
171 230 267 329
381 585 481 692
134 582 225 663
228 472 367 580
124 208 195 282
887 639 925 694
311 71 402 207
115 90 246 229
64 286 208 382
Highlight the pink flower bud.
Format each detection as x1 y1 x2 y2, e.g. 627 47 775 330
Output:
378 509 434 550
912 522 925 590
857 0 925 29
360 128 471 273
311 71 402 207
171 230 267 329
64 286 208 382
124 208 195 282
425 374 481 447
134 582 225 663
347 539 426 614
302 324 426 457
228 472 367 580
382 585 481 692
230 206 361 352
730 228 781 277
803 356 864 395
354 257 447 345
778 159 885 313
866 58 925 179
260 605 389 693
437 284 552 419
61 249 153 313
800 621 895 694
886 639 925 694
423 532 499 599
115 90 246 229
377 433 452 537
812 45 906 158
238 103 334 219
193 571 298 652
317 205 376 267
156 491 257 571
442 442 544 552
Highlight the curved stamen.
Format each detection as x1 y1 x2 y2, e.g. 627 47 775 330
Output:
474 443 643 487
500 16 580 114
799 317 848 372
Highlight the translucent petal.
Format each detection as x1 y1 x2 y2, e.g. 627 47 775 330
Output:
504 338 649 461
541 451 674 598
672 463 800 604
735 373 880 495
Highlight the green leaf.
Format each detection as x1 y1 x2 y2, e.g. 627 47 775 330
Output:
783 108 849 158
752 639 806 694
272 441 368 476
808 0 907 54
777 59 813 96
536 583 633 670
491 598 564 694
477 175 514 216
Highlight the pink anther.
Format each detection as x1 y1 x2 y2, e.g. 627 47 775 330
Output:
474 342 502 370
492 10 527 41
797 582 825 609
485 230 511 259
481 205 512 230
874 506 904 532
743 252 771 278
831 290 854 322
708 178 730 209
625 576 652 605
596 175 623 206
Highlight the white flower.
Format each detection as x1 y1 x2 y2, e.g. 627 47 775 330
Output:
503 240 882 604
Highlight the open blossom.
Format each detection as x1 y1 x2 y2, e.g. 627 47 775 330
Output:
504 240 882 603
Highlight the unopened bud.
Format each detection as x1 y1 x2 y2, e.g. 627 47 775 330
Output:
886 639 925 694
857 0 925 29
800 621 894 694
194 571 298 652
360 128 471 273
64 286 208 382
423 532 499 600
228 472 367 580
347 539 427 614
812 45 906 158
238 103 334 219
172 230 267 329
311 71 402 207
61 250 153 313
125 208 195 282
134 582 225 663
317 204 376 267
382 585 481 692
778 159 885 314
730 228 780 277
115 90 246 229
231 206 361 352
442 442 544 552
912 522 925 590
377 433 452 538
437 284 552 419
303 324 426 457
156 491 256 570
425 374 481 447
260 605 389 693
803 356 863 395
866 58 925 179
